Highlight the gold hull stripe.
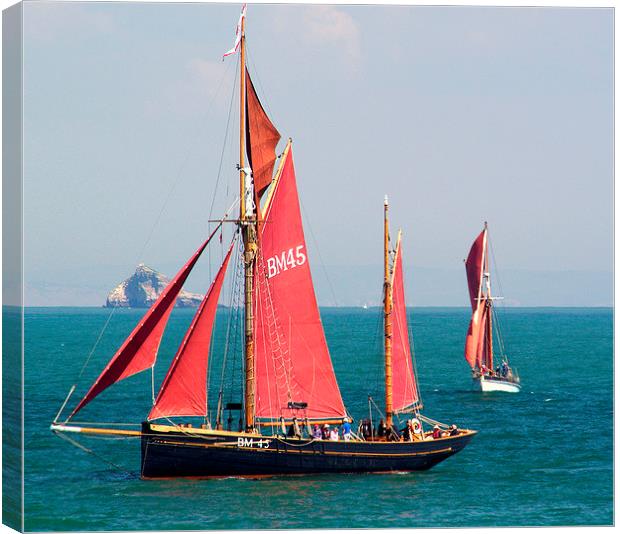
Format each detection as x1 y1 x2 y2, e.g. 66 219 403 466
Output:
149 438 455 458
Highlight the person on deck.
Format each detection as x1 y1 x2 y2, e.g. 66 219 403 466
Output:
321 424 331 440
432 425 441 439
407 420 416 442
312 424 322 440
501 361 509 377
401 422 412 442
449 424 459 436
329 426 340 441
287 418 300 438
342 418 352 441
378 419 387 437
360 419 373 440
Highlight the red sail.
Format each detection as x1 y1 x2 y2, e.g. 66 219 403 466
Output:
480 305 492 369
465 229 486 310
391 236 420 412
464 228 487 369
148 242 234 420
245 68 281 200
253 148 346 421
70 228 220 418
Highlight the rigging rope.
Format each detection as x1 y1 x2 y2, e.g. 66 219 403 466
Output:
57 59 238 422
57 308 119 423
407 311 423 407
54 431 136 478
299 198 340 307
256 252 296 405
488 230 510 360
139 58 235 264
213 236 244 427
208 55 240 225
363 292 386 399
208 55 239 283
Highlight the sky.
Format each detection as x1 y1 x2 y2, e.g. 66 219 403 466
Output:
21 2 613 306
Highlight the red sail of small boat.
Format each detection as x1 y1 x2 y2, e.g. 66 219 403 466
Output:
464 223 520 392
464 226 493 371
253 148 347 422
390 234 420 413
69 226 222 418
148 242 235 420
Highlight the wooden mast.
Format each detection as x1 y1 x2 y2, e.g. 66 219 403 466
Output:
239 14 256 430
383 196 393 429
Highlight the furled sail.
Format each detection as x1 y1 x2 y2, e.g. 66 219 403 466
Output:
245 68 281 201
148 241 235 420
69 227 221 418
464 228 488 369
253 148 346 421
390 235 420 412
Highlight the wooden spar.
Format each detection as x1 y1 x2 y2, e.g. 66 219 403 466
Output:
50 423 141 437
239 15 246 222
383 196 393 429
260 139 291 219
239 15 256 430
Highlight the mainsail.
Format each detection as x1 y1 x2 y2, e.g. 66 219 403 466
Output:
70 227 221 418
390 235 420 412
245 68 281 202
464 227 491 370
148 241 235 420
253 148 346 421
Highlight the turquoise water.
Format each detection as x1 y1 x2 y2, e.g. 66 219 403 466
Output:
22 307 612 530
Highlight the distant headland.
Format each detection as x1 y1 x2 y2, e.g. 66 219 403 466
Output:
105 264 203 308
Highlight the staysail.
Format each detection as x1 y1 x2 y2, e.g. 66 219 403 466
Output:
464 227 490 369
390 234 420 412
253 147 346 421
70 227 221 418
148 241 235 420
245 68 281 201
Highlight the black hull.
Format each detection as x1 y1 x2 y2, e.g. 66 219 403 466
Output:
140 423 476 479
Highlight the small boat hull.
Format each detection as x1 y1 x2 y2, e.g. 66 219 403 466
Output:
140 423 477 479
474 375 521 393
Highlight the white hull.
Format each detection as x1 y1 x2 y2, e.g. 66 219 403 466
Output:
474 375 521 393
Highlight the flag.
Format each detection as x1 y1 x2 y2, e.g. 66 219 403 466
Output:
222 4 247 60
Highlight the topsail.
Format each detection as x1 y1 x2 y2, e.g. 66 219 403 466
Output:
245 69 281 202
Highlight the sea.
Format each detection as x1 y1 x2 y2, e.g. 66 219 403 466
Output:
14 306 613 530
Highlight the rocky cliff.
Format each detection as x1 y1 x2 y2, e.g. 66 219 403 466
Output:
105 264 203 308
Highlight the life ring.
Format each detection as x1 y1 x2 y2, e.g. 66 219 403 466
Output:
411 418 422 434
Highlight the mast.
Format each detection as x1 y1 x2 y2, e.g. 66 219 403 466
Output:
239 15 256 430
483 222 493 370
383 195 393 429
